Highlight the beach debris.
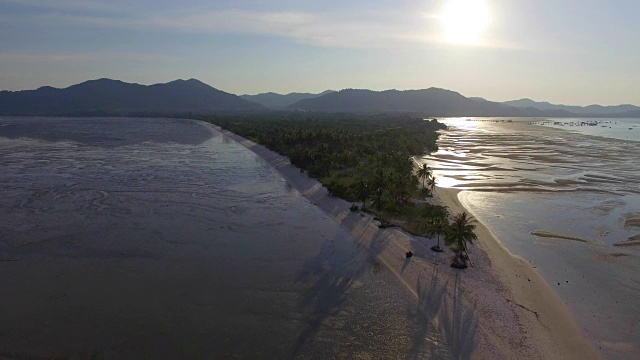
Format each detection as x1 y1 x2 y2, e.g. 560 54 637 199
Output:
450 254 467 269
406 251 414 259
350 204 359 212
378 220 394 229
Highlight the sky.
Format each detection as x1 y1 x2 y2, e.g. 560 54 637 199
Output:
0 0 638 105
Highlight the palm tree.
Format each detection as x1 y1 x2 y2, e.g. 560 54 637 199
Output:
427 176 437 196
426 216 448 252
416 163 432 189
392 173 411 204
357 179 369 210
445 212 478 268
372 169 387 211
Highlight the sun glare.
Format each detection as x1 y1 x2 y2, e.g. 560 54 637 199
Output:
439 0 491 45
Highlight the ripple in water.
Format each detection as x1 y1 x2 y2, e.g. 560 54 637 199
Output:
420 117 640 359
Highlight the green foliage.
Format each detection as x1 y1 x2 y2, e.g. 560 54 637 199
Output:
416 163 432 189
424 215 449 249
445 212 478 253
202 113 446 213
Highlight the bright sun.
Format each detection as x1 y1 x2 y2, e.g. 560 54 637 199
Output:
439 0 491 45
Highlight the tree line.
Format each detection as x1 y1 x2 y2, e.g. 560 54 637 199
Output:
202 113 477 268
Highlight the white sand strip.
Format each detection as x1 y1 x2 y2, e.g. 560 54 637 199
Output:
203 121 601 360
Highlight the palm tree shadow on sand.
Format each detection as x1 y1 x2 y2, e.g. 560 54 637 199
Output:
291 223 392 357
408 267 450 359
441 272 479 360
408 269 479 359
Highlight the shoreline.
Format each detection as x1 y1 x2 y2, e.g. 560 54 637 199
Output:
203 121 601 359
436 188 602 359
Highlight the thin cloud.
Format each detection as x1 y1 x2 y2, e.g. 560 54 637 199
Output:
0 52 178 63
0 0 124 14
0 2 527 51
149 9 423 48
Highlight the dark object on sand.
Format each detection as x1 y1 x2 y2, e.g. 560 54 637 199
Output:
378 219 394 229
450 254 468 269
431 245 444 253
350 204 359 212
406 251 413 259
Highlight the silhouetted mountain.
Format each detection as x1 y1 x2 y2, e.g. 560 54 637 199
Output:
241 90 334 109
0 78 264 116
288 88 533 116
289 89 639 118
621 110 640 118
3 79 637 118
503 98 640 115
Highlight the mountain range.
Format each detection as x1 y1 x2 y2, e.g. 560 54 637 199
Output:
1 79 638 118
502 98 640 116
240 90 334 109
287 89 640 117
0 78 263 116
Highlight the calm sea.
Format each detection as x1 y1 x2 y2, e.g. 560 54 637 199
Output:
422 117 640 359
0 117 448 358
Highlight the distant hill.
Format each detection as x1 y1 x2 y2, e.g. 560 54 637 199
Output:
289 89 639 118
2 79 637 118
288 88 534 116
0 78 264 116
241 90 334 109
503 98 640 116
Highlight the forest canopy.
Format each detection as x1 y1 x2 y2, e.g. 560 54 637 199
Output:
202 113 446 214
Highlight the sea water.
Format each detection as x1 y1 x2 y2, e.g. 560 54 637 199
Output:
421 117 640 359
0 117 449 358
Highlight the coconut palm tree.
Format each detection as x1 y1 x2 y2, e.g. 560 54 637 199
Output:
427 176 437 196
416 163 432 189
426 216 448 252
357 179 369 210
445 212 478 268
372 169 387 211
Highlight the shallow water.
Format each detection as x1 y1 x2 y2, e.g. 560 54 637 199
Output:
422 117 640 359
0 117 449 358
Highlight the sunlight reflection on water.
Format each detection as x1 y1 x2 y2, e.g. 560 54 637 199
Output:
419 117 640 360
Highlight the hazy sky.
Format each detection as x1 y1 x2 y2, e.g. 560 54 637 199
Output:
1 0 638 105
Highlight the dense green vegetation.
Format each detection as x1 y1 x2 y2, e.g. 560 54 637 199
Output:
202 113 476 268
203 113 448 225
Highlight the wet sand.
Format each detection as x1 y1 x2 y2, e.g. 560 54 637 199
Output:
0 117 611 358
437 188 601 360
423 118 640 359
0 117 451 358
210 122 602 359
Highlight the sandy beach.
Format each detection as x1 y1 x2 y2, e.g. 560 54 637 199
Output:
0 117 606 358
1 117 455 358
208 122 602 359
